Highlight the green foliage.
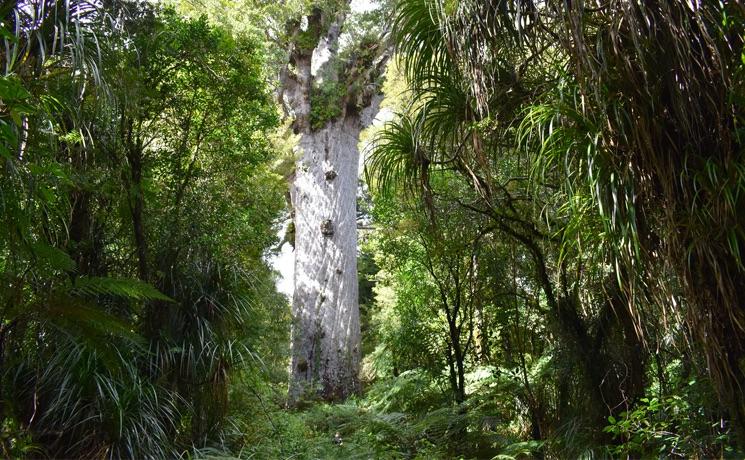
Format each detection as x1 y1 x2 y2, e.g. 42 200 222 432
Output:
365 369 445 414
307 38 385 131
604 393 737 458
6 334 182 458
71 276 173 302
4 0 745 457
0 1 286 457
236 370 534 460
309 80 346 130
363 0 745 456
295 27 323 53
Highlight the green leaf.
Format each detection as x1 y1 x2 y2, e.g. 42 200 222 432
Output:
0 75 31 102
0 25 16 42
47 299 144 346
72 277 174 302
30 242 76 272
0 120 17 144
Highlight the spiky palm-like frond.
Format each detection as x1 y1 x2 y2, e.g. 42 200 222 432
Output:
6 331 182 459
366 112 427 197
536 1 745 432
390 0 449 88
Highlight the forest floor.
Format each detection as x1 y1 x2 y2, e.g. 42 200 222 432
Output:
234 370 543 460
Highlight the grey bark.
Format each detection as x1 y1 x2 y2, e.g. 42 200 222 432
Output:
281 6 387 404
289 118 362 402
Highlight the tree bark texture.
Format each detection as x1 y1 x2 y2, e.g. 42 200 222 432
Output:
289 117 363 402
282 6 387 404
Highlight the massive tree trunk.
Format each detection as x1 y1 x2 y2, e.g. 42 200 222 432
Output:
289 117 363 402
281 5 387 404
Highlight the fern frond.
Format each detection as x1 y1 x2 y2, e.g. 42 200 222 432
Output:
46 297 144 346
30 242 76 272
72 276 174 302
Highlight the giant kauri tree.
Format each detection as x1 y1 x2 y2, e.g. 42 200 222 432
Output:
279 1 388 403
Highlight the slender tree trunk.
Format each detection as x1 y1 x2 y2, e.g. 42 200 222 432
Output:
454 339 466 403
445 340 460 402
125 120 148 281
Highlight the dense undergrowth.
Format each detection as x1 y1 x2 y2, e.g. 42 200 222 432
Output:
225 363 739 459
231 376 537 460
